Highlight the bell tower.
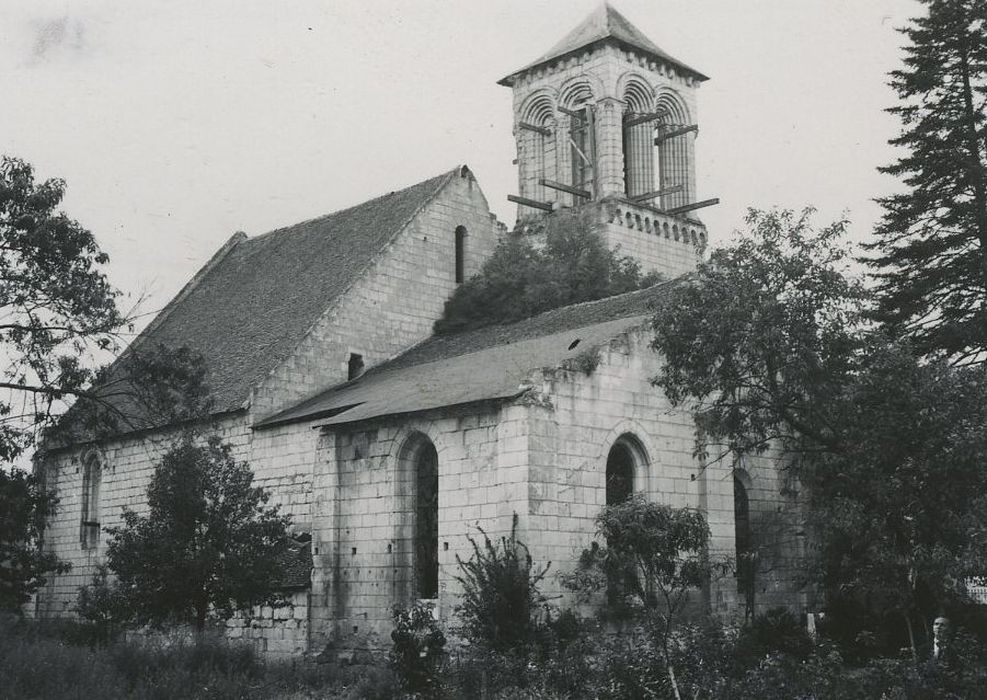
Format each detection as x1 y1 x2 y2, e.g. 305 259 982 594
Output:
499 3 716 278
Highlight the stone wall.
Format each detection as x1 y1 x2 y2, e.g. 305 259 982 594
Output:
251 168 502 419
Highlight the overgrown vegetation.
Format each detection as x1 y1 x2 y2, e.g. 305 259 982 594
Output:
389 602 446 694
435 209 662 334
0 619 397 700
0 468 68 612
88 433 294 632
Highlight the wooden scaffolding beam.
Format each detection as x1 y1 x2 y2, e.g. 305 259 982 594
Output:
508 194 554 212
519 121 551 136
539 178 591 199
654 124 699 144
667 198 720 216
631 185 684 203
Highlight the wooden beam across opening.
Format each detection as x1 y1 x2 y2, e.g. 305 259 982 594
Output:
519 121 551 136
558 106 586 120
667 198 720 216
631 185 684 203
508 194 554 212
539 178 591 199
623 110 668 129
654 124 699 144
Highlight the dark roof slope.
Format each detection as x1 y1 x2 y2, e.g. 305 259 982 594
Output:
258 282 674 429
499 3 708 86
127 168 461 414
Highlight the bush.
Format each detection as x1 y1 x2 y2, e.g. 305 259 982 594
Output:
454 514 550 655
390 601 446 694
75 564 129 644
736 607 813 663
435 210 662 334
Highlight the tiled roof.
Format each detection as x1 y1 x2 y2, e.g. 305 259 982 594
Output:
114 167 462 417
499 3 708 86
257 282 673 429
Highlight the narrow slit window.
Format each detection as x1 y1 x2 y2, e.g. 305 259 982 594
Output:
454 226 467 284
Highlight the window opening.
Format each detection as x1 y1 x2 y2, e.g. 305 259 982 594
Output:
454 226 467 284
734 475 754 618
415 442 439 599
80 454 102 549
569 108 593 196
347 353 364 380
605 442 635 506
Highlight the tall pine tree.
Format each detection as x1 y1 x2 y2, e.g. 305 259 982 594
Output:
866 0 987 361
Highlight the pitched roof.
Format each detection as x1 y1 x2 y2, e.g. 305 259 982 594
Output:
258 282 673 429
114 167 462 416
499 3 708 86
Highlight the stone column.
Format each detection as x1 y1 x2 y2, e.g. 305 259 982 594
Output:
593 97 626 198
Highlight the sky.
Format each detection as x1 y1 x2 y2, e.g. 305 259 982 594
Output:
1 0 921 337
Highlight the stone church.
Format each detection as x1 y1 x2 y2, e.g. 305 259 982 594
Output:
35 4 806 656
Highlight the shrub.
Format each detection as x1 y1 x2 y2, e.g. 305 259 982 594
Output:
454 513 550 655
75 564 129 644
390 601 446 694
435 210 662 334
736 607 813 663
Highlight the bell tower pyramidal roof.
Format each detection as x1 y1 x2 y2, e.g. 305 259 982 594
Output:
499 3 708 86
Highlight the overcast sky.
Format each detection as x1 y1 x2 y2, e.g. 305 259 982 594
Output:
1 0 920 336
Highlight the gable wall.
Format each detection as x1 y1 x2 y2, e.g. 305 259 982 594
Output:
251 171 502 420
521 327 807 619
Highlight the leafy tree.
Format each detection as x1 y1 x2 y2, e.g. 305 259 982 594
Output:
651 208 987 660
436 209 662 334
866 0 987 362
0 156 124 461
0 468 68 611
652 208 867 459
565 496 715 700
104 434 293 631
454 513 550 653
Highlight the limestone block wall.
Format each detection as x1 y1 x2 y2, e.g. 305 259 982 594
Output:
520 326 804 620
36 414 252 618
597 199 706 279
252 170 503 419
297 405 533 652
36 413 322 656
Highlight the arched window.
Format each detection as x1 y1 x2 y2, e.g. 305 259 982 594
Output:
80 453 102 549
622 79 655 197
653 92 693 210
414 440 439 600
606 443 634 505
605 434 647 506
570 108 593 194
454 226 467 284
734 473 754 617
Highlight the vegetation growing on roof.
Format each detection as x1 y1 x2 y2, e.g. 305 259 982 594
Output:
435 209 662 334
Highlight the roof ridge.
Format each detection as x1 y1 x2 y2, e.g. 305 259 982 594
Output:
246 167 461 245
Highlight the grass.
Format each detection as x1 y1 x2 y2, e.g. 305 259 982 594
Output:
0 620 397 700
